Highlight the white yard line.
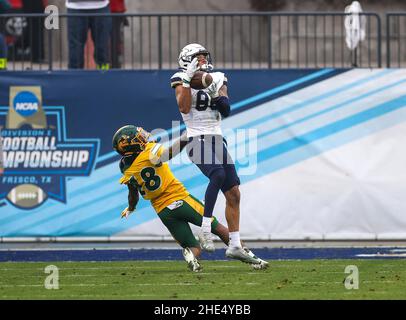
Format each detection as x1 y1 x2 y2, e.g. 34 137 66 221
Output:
356 254 406 257
0 289 395 299
0 279 400 288
0 281 262 288
0 292 277 298
0 265 248 271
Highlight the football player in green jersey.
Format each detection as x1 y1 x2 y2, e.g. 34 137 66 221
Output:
114 125 269 272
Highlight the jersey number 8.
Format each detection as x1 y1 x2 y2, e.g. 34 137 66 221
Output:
137 167 161 195
196 91 215 111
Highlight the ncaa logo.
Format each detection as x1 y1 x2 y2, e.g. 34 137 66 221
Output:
13 91 39 117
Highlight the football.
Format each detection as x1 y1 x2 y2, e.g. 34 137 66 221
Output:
190 71 213 90
6 184 47 209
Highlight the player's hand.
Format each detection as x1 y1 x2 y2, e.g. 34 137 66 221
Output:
206 85 219 99
184 57 200 82
121 207 135 219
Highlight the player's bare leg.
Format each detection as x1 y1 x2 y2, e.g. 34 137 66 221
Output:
182 246 203 272
220 186 265 265
224 185 240 232
190 246 201 258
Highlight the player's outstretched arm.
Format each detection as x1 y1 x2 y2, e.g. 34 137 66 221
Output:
165 130 188 161
127 183 139 211
121 183 139 219
153 131 188 164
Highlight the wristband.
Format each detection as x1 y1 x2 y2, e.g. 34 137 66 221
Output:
182 79 191 88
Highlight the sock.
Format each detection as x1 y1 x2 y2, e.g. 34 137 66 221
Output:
229 231 242 248
203 169 226 220
201 216 212 233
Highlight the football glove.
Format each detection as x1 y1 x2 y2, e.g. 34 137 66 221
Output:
121 207 135 219
206 85 219 99
183 57 200 86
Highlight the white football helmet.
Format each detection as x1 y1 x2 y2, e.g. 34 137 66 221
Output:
178 43 213 71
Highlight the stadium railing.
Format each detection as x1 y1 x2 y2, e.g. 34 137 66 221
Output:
0 12 386 71
386 12 406 68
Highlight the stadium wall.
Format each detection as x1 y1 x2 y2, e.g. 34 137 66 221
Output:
1 68 406 240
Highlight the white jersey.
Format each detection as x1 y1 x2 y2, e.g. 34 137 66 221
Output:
171 71 228 138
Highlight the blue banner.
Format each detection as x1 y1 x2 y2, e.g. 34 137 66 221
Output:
0 69 342 236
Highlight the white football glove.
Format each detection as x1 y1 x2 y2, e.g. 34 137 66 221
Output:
121 207 135 219
184 57 200 83
205 77 219 98
206 86 219 99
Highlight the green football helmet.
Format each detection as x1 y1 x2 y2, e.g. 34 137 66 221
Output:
112 125 151 156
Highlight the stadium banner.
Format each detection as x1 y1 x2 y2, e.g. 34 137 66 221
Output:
1 69 406 240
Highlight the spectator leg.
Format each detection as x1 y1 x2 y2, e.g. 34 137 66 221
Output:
67 9 88 69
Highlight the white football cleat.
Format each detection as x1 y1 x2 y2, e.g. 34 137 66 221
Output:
198 231 215 252
243 247 269 270
225 246 262 264
251 260 269 270
182 248 202 272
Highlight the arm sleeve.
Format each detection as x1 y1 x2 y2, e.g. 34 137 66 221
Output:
127 183 139 211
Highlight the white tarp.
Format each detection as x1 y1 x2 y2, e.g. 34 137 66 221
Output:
119 69 406 240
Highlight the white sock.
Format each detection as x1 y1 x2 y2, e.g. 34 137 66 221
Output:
201 217 212 233
229 231 242 248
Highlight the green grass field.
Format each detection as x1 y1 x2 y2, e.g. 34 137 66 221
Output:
0 259 405 300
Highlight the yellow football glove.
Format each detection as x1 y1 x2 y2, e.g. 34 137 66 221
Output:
121 207 135 219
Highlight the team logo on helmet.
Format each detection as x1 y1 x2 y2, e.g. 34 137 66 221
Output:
112 125 151 156
178 43 213 71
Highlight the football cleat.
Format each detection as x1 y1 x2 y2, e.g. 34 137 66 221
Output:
198 231 215 252
251 260 270 270
243 247 269 270
225 246 262 264
182 248 202 272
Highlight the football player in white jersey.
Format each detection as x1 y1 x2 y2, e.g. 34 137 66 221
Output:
170 43 258 264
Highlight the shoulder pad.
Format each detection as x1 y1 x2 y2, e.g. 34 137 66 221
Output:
170 71 185 88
